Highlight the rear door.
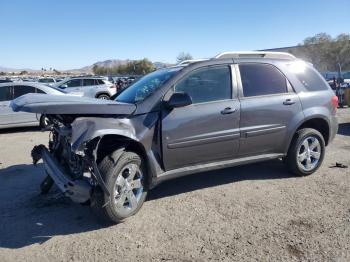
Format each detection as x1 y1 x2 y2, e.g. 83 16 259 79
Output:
237 63 302 156
82 78 99 97
161 65 241 170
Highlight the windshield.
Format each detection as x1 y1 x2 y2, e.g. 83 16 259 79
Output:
115 67 181 103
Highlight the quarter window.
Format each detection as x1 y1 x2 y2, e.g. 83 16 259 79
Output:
0 86 12 101
175 66 231 104
13 85 36 99
239 64 288 97
97 79 105 85
36 88 46 94
289 66 328 91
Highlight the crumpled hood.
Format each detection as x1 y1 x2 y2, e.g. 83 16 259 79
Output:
10 94 136 115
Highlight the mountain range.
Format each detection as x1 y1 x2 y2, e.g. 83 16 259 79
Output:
0 59 172 74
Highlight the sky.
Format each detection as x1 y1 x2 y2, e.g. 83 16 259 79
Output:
1 0 349 70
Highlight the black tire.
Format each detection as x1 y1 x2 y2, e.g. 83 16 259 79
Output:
97 94 110 100
90 150 148 224
40 175 54 194
39 115 50 128
285 128 325 176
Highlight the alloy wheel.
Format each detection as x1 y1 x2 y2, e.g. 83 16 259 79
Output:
296 136 321 172
113 163 144 215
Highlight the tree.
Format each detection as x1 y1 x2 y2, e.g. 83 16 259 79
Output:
92 59 155 76
20 70 28 75
53 69 61 75
299 33 350 71
176 52 193 64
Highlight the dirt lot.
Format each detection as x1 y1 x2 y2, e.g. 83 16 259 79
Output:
0 109 349 262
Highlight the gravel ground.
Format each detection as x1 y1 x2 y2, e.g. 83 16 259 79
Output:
0 108 349 262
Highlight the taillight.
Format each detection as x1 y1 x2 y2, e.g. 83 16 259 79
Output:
331 95 338 112
110 84 116 89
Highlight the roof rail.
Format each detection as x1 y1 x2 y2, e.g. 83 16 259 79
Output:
177 59 208 66
214 51 296 60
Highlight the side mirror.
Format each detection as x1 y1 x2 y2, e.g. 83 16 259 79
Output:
166 92 192 108
60 84 68 89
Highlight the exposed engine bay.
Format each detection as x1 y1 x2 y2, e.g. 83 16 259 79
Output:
31 115 110 203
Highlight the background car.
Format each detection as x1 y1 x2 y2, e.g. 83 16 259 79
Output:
0 82 66 129
53 77 116 99
343 72 350 84
38 77 56 86
0 78 13 83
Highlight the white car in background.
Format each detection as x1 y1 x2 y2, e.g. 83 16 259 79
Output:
0 82 67 129
343 72 350 85
53 77 116 99
38 77 56 85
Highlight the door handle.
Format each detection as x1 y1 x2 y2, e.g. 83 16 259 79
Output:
221 107 237 114
283 99 296 105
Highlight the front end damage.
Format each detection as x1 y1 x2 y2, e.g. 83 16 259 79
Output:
31 117 113 203
32 145 92 203
10 94 144 203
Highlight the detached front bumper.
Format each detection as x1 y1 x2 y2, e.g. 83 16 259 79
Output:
32 145 91 203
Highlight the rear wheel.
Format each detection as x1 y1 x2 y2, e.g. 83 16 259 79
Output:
285 128 325 176
97 94 110 100
91 151 148 223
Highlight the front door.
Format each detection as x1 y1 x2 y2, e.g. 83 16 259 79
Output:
161 65 241 170
63 79 83 96
237 63 303 156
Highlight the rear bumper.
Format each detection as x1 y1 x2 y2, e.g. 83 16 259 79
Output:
32 145 91 203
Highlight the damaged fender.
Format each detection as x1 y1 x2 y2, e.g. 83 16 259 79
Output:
70 113 163 185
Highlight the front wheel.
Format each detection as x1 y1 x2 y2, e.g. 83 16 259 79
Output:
91 151 148 223
285 128 325 176
39 115 50 129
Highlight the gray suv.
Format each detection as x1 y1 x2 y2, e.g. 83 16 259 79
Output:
54 77 116 99
11 52 338 223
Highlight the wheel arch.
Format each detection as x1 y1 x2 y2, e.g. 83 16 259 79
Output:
95 92 110 98
93 134 153 187
95 134 146 163
286 116 330 154
297 117 330 145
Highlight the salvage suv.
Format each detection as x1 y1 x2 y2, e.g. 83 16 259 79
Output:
11 51 338 223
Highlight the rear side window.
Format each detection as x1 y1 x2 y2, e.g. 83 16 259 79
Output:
13 85 36 99
239 63 288 97
83 79 96 86
175 66 232 104
290 66 329 91
0 86 12 101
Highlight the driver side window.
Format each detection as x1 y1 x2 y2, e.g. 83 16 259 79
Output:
174 66 232 104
